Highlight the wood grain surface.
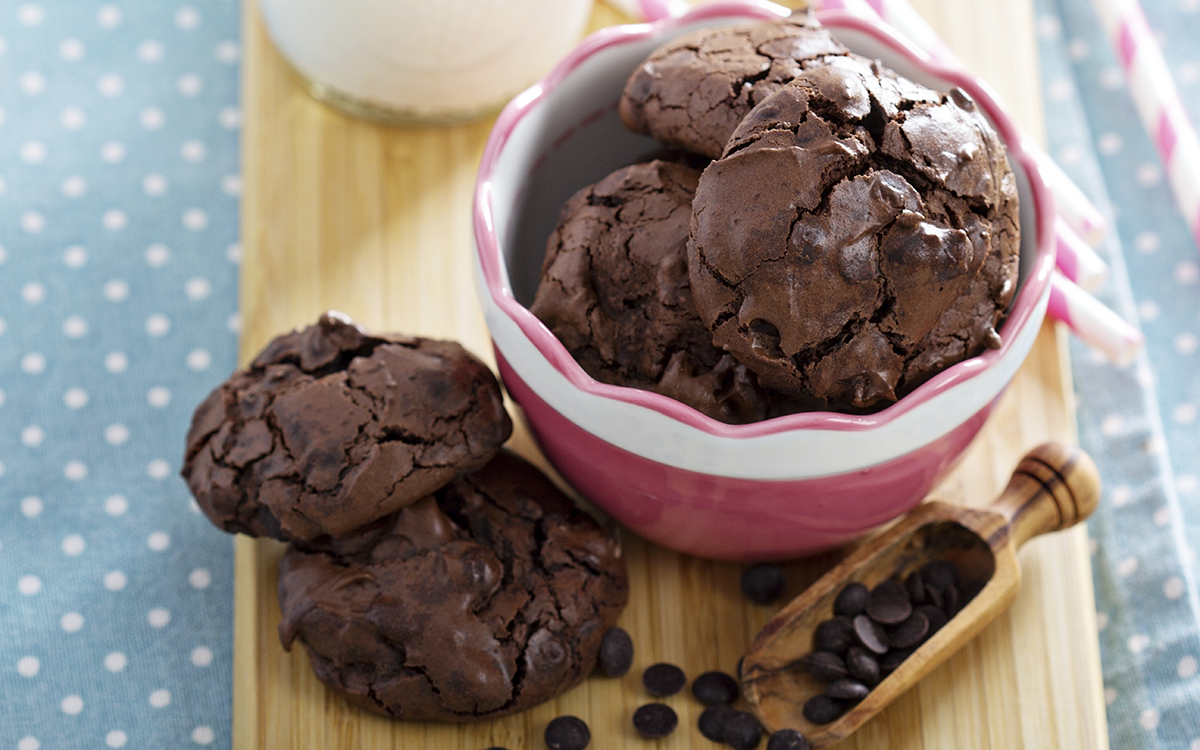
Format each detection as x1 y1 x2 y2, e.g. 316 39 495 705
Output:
235 0 1110 747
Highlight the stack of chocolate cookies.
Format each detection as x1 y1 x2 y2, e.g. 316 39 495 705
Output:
182 312 628 721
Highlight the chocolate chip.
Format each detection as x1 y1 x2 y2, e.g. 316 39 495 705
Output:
833 582 868 617
724 710 764 750
879 647 914 674
643 663 687 697
915 604 948 634
802 694 847 724
766 728 811 750
803 651 848 683
742 563 786 605
924 583 944 610
692 670 740 705
852 614 889 655
545 715 590 750
698 704 737 742
943 583 960 618
920 559 960 589
949 86 976 111
813 616 855 654
961 580 986 606
845 646 880 686
865 581 912 625
905 571 925 604
598 626 634 677
825 678 870 701
632 703 678 739
887 611 930 649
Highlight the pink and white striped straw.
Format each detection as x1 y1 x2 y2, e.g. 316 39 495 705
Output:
1090 0 1200 253
1049 270 1144 366
1056 216 1110 292
818 0 1110 248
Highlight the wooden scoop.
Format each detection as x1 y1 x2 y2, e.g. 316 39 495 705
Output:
740 442 1100 747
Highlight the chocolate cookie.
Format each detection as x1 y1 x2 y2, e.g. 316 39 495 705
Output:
619 13 850 159
688 59 1019 410
181 312 513 541
277 450 628 721
529 160 777 424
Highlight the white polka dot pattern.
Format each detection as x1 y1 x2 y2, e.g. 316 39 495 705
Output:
0 1 236 745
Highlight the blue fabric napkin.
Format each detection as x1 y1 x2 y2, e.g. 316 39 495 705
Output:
1035 0 1200 746
0 1 239 747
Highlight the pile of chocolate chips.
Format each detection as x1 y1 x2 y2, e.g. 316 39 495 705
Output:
525 624 811 750
636 659 767 747
801 559 977 724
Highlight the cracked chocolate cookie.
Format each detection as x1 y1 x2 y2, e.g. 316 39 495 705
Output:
529 159 778 424
688 58 1019 410
619 13 850 160
181 312 512 541
277 450 628 722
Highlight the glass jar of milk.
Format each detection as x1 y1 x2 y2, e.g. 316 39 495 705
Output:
257 0 595 125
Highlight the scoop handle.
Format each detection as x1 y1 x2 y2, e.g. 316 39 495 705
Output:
991 442 1101 550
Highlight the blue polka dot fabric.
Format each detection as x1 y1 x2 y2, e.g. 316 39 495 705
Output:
1035 0 1200 746
0 1 239 748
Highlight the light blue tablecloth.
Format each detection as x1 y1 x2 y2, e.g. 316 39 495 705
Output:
0 2 239 747
1 0 1198 747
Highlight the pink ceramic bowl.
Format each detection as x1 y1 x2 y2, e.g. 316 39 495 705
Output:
472 1 1055 560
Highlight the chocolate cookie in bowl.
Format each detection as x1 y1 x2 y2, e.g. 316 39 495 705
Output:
277 450 628 721
619 12 852 160
180 311 512 541
530 159 785 424
688 58 1020 411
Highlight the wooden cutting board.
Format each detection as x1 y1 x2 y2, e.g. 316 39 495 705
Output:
234 0 1109 747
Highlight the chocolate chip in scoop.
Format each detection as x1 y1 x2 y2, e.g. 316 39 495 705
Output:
802 694 847 724
865 581 912 625
833 581 868 617
766 728 811 750
887 611 931 649
852 614 889 655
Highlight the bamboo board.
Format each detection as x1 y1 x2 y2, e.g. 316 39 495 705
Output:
235 0 1110 747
